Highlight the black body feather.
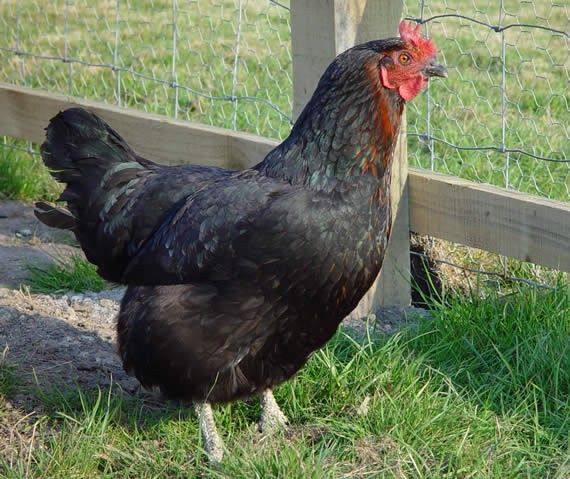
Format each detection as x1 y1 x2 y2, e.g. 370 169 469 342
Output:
36 38 407 403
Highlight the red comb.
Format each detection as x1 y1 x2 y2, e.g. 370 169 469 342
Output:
399 20 437 56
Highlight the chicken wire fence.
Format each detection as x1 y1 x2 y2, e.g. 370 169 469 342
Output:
404 0 568 292
0 0 568 291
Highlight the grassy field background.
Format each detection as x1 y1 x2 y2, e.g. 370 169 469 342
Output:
0 1 569 477
0 0 567 201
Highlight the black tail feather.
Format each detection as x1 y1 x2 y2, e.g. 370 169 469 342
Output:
36 107 221 283
40 108 137 189
37 107 152 281
34 201 76 230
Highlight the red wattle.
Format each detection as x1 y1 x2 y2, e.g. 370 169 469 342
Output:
398 75 427 101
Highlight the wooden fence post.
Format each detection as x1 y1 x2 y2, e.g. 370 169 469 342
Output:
290 0 412 311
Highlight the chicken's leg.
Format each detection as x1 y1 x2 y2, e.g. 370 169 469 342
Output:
258 388 288 432
194 401 224 462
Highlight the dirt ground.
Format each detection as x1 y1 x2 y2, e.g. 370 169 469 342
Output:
0 200 137 463
0 199 428 463
0 200 135 390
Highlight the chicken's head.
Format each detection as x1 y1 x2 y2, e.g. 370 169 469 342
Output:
379 21 447 101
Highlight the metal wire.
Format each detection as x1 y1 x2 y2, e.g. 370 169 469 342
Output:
0 1 293 135
404 5 569 178
231 0 244 130
403 0 568 290
411 250 555 290
0 50 294 125
411 14 569 37
406 134 570 163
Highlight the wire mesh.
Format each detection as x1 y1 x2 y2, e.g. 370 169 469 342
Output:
403 0 568 292
404 0 569 201
0 0 567 290
0 0 292 138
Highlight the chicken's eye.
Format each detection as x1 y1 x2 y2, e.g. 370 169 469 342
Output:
398 53 411 64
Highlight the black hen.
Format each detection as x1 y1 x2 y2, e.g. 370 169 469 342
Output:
35 21 446 461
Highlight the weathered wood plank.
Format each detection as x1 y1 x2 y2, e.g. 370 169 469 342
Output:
290 0 402 119
0 82 274 170
409 168 570 272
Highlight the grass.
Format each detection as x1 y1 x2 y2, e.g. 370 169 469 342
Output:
1 283 568 477
0 350 18 399
403 0 569 200
1 0 292 137
412 234 569 295
25 253 112 294
411 0 569 288
0 145 61 202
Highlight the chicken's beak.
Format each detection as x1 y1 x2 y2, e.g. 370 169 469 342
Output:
423 61 448 78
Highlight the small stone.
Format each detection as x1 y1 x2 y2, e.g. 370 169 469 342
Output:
15 228 32 238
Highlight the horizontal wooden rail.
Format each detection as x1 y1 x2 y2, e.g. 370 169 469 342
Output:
1 83 569 272
409 170 570 272
0 83 273 169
